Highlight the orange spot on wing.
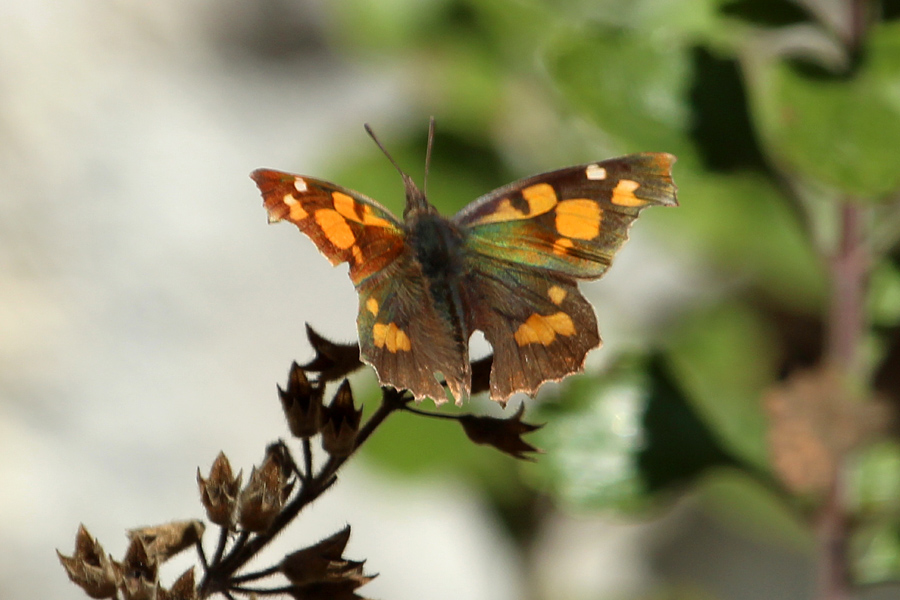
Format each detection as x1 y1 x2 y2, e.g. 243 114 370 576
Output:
332 192 358 220
366 297 379 316
521 183 557 216
361 205 392 228
611 179 646 207
552 237 574 256
394 328 411 352
545 312 576 336
314 209 356 249
372 322 410 353
282 194 309 221
555 199 602 240
373 323 388 347
548 285 567 305
333 191 393 228
514 312 576 346
474 198 526 225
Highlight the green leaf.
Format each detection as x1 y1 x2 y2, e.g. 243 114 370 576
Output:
853 519 900 585
531 372 651 512
748 22 900 199
698 467 812 550
545 25 694 156
665 302 778 471
849 440 900 518
867 261 900 328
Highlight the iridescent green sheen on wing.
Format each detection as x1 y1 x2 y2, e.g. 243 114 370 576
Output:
455 153 677 280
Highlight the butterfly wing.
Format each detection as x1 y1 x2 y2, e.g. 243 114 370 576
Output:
355 254 471 403
252 168 469 402
454 153 677 401
251 169 405 285
460 260 599 402
454 153 677 278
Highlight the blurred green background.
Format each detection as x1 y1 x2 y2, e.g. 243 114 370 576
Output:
308 1 900 598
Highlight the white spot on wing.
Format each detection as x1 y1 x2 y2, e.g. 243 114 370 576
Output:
293 177 308 192
585 164 607 180
283 193 297 205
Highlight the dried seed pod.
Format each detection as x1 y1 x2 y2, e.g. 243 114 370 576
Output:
127 520 205 564
57 525 119 599
280 362 325 438
280 526 353 585
321 380 362 457
114 537 158 600
458 403 543 460
238 446 294 532
197 452 242 527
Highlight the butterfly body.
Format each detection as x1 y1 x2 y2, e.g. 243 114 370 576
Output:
253 125 677 405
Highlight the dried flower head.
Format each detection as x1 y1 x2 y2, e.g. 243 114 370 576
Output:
280 525 354 585
57 525 119 599
197 452 242 527
458 403 543 460
157 568 196 600
321 380 363 457
301 324 364 383
238 444 295 532
280 362 325 438
127 520 205 564
114 536 158 600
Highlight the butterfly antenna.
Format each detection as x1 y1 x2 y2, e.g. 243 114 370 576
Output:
365 123 431 215
364 123 408 179
424 116 435 197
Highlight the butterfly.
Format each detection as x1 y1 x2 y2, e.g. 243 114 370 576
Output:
252 119 677 405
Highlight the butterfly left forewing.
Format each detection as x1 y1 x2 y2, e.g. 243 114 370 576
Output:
454 153 677 279
251 169 405 285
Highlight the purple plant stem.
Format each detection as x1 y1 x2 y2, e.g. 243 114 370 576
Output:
818 201 868 600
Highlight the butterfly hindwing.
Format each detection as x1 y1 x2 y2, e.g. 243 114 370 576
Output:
454 153 677 279
355 252 471 402
461 257 599 401
251 169 405 285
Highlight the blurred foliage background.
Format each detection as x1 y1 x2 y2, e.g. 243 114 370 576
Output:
295 0 900 598
16 0 900 599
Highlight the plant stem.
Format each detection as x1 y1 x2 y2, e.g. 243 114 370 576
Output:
818 201 868 600
825 202 867 372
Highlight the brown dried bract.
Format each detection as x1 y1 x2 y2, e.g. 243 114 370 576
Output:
127 520 205 564
157 568 197 600
57 525 119 599
197 452 242 527
321 380 363 457
114 537 158 600
238 445 295 532
458 402 543 460
301 324 364 383
280 525 364 585
280 362 325 438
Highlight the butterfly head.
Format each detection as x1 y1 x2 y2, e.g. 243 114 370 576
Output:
365 119 438 221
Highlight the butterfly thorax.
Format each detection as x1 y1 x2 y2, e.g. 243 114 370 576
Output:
407 212 465 287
